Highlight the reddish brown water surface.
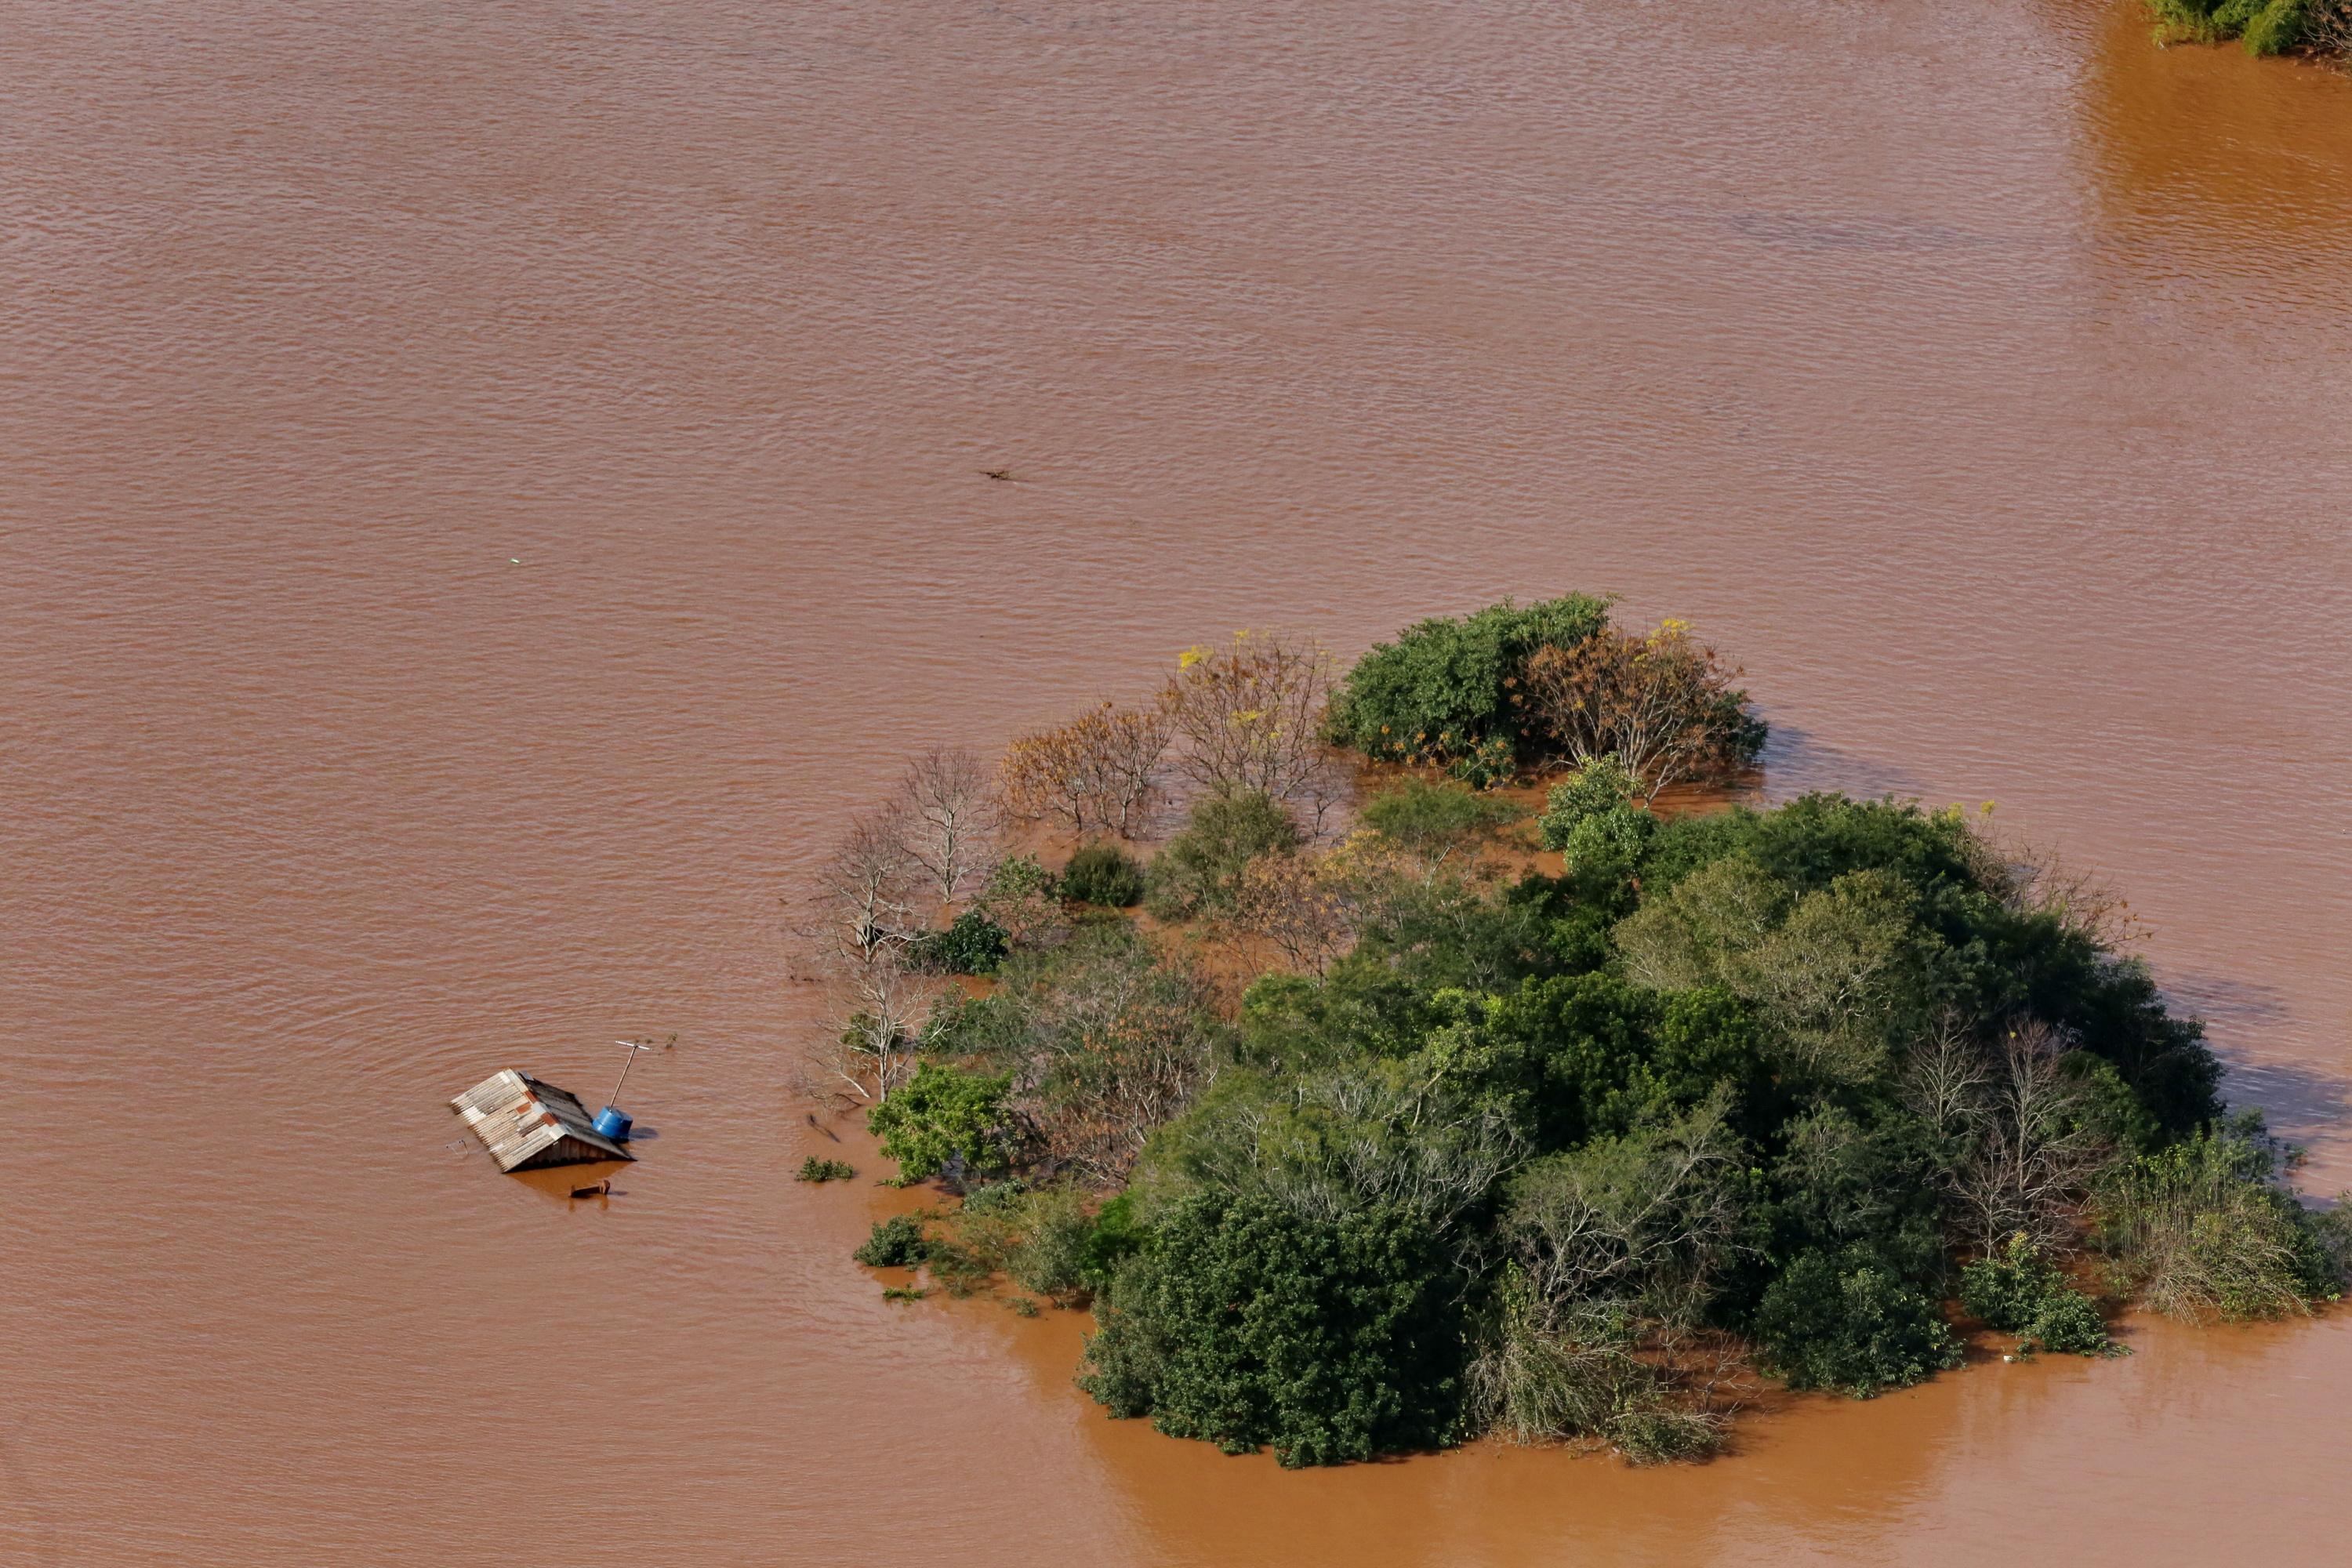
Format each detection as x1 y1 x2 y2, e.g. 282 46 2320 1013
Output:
7 2 2352 1563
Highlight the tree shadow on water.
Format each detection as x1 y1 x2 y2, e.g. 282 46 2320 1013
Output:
1755 720 1934 804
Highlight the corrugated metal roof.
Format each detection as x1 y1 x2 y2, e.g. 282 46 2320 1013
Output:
451 1069 633 1173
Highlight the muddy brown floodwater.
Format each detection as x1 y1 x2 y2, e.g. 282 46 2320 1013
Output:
7 1 2352 1563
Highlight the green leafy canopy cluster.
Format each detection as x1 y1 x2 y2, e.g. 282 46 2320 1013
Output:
2141 0 2347 57
832 596 2346 1468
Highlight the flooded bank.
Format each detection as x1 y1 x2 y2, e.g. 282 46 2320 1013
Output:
6 0 2351 1563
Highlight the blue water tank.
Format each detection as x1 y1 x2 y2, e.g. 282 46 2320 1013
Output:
593 1105 633 1142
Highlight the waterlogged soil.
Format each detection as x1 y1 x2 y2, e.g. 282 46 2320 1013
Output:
8 2 2352 1564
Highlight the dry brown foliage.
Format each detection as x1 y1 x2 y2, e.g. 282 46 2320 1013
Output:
1000 701 1174 837
1021 941 1222 1180
2310 0 2352 60
1519 619 1752 801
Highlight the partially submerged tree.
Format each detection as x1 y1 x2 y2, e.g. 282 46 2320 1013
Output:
1359 777 1521 884
812 928 929 1106
1001 701 1174 837
1164 630 1345 832
800 806 932 1103
1519 619 1762 801
898 746 1002 906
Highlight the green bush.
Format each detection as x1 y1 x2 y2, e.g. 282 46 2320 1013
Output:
1061 842 1146 907
975 853 1065 948
1327 594 1612 774
1079 1192 1147 1294
2143 0 2314 54
867 1062 1015 1182
1144 791 1301 920
2027 1290 2117 1356
1753 1250 1961 1397
1079 1193 1465 1465
795 1156 858 1184
1359 777 1520 876
1537 755 1656 887
853 1213 929 1269
958 1178 1029 1216
907 909 1010 975
1008 1187 1098 1301
2095 1118 2345 1319
1961 1234 2116 1356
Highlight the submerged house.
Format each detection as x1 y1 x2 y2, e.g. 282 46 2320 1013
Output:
451 1069 633 1173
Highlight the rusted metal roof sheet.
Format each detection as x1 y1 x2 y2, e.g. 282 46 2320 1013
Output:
451 1069 633 1173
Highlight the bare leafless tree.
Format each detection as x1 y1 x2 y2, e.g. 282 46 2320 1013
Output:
1990 829 2148 951
812 805 923 959
798 807 931 1104
2308 0 2352 62
819 942 927 1105
1221 851 1354 976
898 747 1001 906
1000 702 1174 837
1163 630 1348 833
1902 1007 1992 1146
1904 1014 2113 1255
1504 1090 1744 1332
1021 940 1221 1178
1955 1020 2112 1254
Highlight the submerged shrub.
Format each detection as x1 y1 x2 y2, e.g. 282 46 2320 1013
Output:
1079 1193 1465 1466
1061 841 1147 907
1007 1187 1098 1301
1961 1234 2117 1356
2026 1290 2117 1356
2094 1117 2345 1320
1753 1250 1961 1397
1145 790 1302 920
854 1213 929 1269
1327 594 1612 772
795 1156 858 1184
2143 0 2316 55
1465 1266 1723 1464
908 909 1011 975
1359 777 1519 878
868 1062 1015 1183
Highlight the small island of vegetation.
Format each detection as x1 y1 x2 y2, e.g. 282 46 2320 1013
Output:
797 596 2350 1467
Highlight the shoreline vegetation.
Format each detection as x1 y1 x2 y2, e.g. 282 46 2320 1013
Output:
797 596 2350 1468
2145 0 2352 64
